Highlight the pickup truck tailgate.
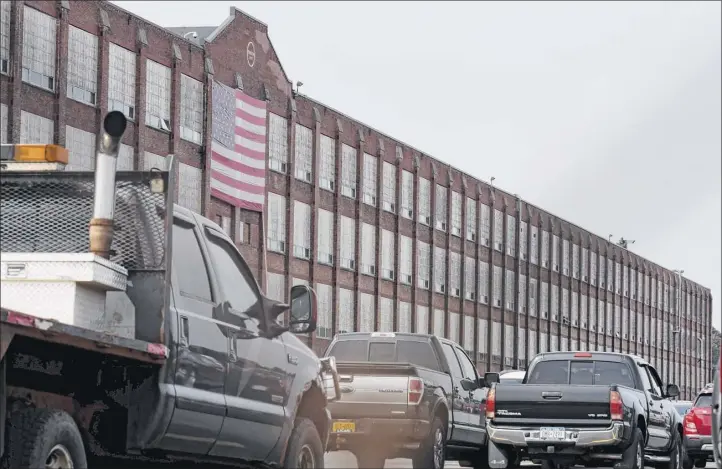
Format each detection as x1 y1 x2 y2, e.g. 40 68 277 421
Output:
329 362 416 419
493 384 613 425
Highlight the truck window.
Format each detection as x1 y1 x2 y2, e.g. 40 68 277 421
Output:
328 339 441 370
396 341 440 370
642 366 663 396
369 343 395 362
527 360 569 384
441 343 463 378
529 360 636 387
454 347 478 380
204 229 261 315
172 222 212 303
328 340 367 361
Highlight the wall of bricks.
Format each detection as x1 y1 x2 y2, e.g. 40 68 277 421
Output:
0 0 713 399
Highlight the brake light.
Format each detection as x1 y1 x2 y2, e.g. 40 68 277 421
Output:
684 412 699 436
610 390 623 420
574 352 593 358
408 377 424 405
486 388 496 420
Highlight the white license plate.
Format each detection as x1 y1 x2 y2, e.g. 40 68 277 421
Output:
540 427 566 440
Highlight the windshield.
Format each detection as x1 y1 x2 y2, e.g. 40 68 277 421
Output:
674 402 693 415
527 360 636 387
694 394 712 408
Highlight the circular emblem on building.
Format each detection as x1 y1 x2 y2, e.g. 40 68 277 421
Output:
246 41 256 68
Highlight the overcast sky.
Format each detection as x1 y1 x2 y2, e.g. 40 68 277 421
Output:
114 1 721 328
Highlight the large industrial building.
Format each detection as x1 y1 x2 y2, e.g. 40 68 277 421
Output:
0 0 713 398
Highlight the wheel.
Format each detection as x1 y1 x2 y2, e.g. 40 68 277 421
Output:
622 428 644 469
693 459 707 468
412 417 446 469
356 453 386 469
664 430 684 469
283 418 325 469
3 408 87 469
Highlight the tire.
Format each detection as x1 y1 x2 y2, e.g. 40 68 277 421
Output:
283 418 325 469
3 408 87 469
665 430 683 469
621 428 645 469
412 417 446 469
693 460 707 468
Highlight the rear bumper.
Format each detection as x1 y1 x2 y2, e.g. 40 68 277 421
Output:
327 418 430 452
684 434 713 458
487 421 626 448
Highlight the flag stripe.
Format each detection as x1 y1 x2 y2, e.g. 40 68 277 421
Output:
210 81 267 212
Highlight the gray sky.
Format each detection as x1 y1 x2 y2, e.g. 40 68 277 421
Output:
114 1 722 328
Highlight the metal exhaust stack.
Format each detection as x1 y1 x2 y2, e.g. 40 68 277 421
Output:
89 111 127 259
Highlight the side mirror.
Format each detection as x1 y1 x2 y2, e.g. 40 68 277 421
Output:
289 285 317 334
460 378 478 391
666 384 680 398
484 372 500 386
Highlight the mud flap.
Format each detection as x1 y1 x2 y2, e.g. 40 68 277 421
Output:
488 440 511 469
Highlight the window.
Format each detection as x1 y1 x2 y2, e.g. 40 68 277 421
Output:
441 343 462 377
562 239 570 275
398 301 411 333
590 251 597 286
338 288 354 333
466 198 477 241
464 257 476 301
179 74 204 144
480 204 491 246
449 312 460 344
293 201 311 259
0 0 10 74
204 230 261 314
433 309 445 337
319 134 335 191
505 324 514 360
381 229 395 280
541 230 550 267
606 302 613 335
615 262 622 294
317 209 334 265
451 191 462 237
117 143 134 170
540 332 548 353
478 318 488 360
529 278 537 316
492 265 503 307
463 315 474 357
571 291 579 325
562 287 569 320
434 247 447 293
382 161 396 213
416 305 429 334
551 284 559 321
295 124 313 182
449 252 461 297
492 322 502 357
315 283 333 338
172 222 212 303
108 43 136 120
493 209 504 251
145 60 171 131
19 111 53 143
0 103 7 143
65 126 95 170
607 258 614 292
519 274 527 313
361 223 376 276
417 241 431 289
435 184 448 231
178 163 202 213
552 235 560 271
339 216 355 270
399 235 413 285
359 292 375 332
418 177 431 225
143 151 166 170
341 144 357 198
530 226 539 265
541 282 549 317
401 170 414 219
528 331 537 361
478 261 490 304
267 192 286 253
67 26 98 105
268 113 288 173
267 272 285 303
519 222 528 259
22 6 56 91
362 153 377 206
506 214 516 257
505 269 515 311
379 297 393 332
581 247 588 281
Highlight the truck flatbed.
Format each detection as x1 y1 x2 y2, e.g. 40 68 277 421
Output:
0 307 168 365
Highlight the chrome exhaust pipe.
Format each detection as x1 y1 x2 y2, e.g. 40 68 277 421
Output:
89 111 127 259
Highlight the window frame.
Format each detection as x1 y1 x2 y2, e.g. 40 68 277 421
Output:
145 59 172 132
67 25 98 106
179 73 205 145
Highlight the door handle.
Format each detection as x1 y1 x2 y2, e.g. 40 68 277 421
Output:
229 334 238 363
180 316 189 346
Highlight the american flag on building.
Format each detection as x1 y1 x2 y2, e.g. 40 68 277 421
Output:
210 80 267 212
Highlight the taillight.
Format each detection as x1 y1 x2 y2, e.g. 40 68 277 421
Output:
408 377 424 405
486 388 496 420
684 412 699 436
610 390 623 420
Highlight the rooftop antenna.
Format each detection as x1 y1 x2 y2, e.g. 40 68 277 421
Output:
295 81 304 95
490 177 495 187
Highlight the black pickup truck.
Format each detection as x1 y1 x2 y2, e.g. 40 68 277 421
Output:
486 351 684 469
324 332 493 469
0 112 340 469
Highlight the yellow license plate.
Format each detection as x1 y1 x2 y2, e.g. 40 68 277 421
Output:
332 421 356 433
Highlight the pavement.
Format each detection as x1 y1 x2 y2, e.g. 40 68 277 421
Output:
324 451 717 469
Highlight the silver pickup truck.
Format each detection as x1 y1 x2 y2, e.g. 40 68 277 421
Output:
324 332 493 469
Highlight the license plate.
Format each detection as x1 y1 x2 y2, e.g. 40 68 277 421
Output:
332 421 356 433
540 427 566 440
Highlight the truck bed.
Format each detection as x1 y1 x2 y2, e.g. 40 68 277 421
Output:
0 307 168 365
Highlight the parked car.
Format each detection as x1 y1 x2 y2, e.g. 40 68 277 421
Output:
683 384 714 468
676 401 695 417
485 351 684 469
324 332 493 469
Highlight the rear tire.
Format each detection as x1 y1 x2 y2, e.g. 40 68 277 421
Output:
283 417 325 469
3 408 87 469
412 417 446 469
664 430 683 469
618 428 645 469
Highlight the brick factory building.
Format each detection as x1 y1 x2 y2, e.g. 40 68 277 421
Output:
0 1 714 399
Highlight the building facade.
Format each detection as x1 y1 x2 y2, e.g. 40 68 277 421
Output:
0 0 713 399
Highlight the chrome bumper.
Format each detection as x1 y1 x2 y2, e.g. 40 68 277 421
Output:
487 422 625 448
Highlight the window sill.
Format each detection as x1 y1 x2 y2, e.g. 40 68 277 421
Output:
146 123 172 134
294 255 311 262
22 79 55 95
268 248 286 255
68 95 97 108
180 135 203 146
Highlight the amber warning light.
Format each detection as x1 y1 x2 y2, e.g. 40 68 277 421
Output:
0 144 69 164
